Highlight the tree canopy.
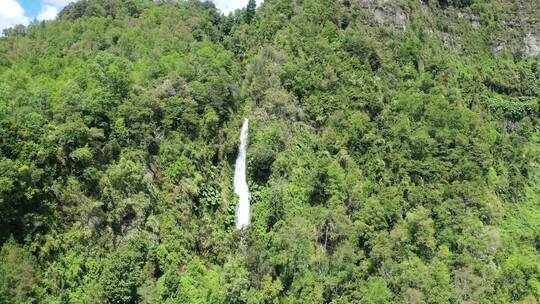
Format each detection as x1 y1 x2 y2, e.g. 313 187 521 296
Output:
0 0 539 303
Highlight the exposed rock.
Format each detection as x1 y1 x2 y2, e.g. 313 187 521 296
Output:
516 1 540 27
85 216 101 231
505 20 521 28
372 7 408 30
443 32 462 52
491 42 506 54
145 159 159 180
348 0 410 30
458 12 480 29
454 41 462 52
145 168 154 179
524 32 539 56
420 1 429 14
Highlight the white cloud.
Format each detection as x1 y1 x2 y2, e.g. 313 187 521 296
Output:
0 0 76 34
211 0 263 14
48 0 76 6
0 0 30 33
37 4 58 21
37 0 76 21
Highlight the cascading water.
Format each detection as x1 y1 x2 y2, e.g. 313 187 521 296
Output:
234 118 251 230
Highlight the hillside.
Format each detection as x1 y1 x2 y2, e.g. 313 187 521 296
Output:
0 0 539 303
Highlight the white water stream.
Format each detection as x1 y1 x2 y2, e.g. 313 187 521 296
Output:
234 118 251 229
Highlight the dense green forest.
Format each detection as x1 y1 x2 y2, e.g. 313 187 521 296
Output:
0 0 539 302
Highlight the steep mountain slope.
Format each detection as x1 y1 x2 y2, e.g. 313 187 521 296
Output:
0 0 539 303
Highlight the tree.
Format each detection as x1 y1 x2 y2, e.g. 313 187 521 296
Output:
0 241 38 303
246 0 256 23
0 0 538 303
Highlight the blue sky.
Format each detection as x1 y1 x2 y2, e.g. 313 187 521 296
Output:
0 0 262 33
0 0 76 33
19 0 43 17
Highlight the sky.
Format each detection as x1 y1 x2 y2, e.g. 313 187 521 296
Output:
0 0 263 34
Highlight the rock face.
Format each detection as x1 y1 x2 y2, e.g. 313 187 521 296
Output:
491 42 506 54
524 33 539 56
372 6 408 30
443 32 462 52
347 0 410 30
458 12 480 29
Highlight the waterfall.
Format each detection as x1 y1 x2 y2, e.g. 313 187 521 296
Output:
234 118 251 230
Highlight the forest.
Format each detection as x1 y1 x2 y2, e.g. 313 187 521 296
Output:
0 0 539 303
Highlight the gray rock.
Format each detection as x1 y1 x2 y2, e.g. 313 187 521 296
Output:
371 7 408 30
524 33 539 56
491 42 506 54
458 12 480 29
443 33 462 52
349 0 410 30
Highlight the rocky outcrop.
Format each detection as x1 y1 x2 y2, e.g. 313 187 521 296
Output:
443 32 462 52
347 0 410 30
491 42 506 54
524 32 539 56
457 12 480 29
372 6 408 30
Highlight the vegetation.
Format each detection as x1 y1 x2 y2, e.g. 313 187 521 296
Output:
0 0 539 303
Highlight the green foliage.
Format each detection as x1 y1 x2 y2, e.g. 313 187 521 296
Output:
0 0 538 303
246 0 257 24
0 241 38 303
